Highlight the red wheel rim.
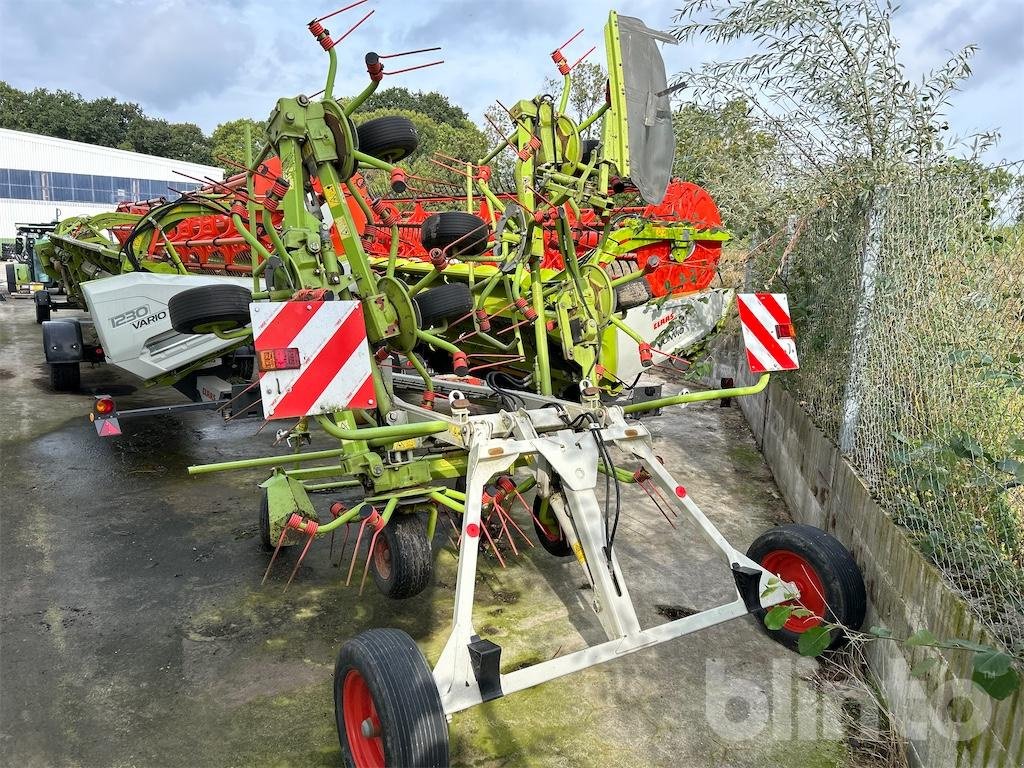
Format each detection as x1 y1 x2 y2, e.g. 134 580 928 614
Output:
760 550 827 632
373 536 392 580
343 670 385 767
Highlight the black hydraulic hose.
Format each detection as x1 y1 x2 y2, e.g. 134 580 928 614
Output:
120 196 233 271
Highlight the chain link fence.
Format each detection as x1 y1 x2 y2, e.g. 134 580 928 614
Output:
744 164 1024 657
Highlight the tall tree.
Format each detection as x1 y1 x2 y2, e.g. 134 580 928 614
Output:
358 88 470 128
671 0 990 196
480 104 516 189
165 122 214 165
543 61 608 139
210 118 267 171
79 97 143 148
672 99 781 236
0 81 213 164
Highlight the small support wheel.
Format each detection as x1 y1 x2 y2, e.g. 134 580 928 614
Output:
258 490 295 552
355 116 419 163
720 377 734 408
605 259 652 310
744 524 866 651
412 283 474 329
335 628 449 768
168 284 252 335
370 514 433 599
35 300 51 324
580 138 600 162
420 212 490 257
532 495 572 557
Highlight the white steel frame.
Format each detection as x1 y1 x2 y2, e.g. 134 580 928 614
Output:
425 400 797 716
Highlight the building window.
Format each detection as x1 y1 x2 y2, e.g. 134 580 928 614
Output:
0 168 204 204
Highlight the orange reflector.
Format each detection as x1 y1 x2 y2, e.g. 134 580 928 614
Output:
258 347 301 372
95 397 115 415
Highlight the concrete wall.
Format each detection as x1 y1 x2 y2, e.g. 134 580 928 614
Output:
710 340 1023 768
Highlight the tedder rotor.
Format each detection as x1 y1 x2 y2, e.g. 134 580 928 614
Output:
156 6 868 765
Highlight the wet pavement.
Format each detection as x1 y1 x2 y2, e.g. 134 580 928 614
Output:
0 297 861 767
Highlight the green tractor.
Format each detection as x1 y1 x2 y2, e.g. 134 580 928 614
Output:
5 222 64 322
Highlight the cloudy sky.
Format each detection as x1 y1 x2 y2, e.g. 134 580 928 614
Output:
0 0 1021 161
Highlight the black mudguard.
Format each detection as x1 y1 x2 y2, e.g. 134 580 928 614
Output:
42 319 84 363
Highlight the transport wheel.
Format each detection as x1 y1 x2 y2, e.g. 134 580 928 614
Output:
35 299 51 323
335 628 449 768
49 363 80 392
606 259 652 310
720 377 735 408
413 283 474 329
420 212 490 257
371 514 433 599
744 524 866 651
4 264 16 292
258 490 296 552
580 138 600 162
532 495 572 557
414 343 455 375
168 284 252 335
355 116 419 162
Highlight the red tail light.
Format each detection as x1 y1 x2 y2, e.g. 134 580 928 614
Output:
257 347 301 372
775 322 796 339
95 396 115 415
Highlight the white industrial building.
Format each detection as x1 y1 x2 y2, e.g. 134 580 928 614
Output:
0 128 224 240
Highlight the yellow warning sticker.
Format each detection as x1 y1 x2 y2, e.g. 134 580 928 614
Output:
393 438 418 451
323 184 341 207
572 541 586 564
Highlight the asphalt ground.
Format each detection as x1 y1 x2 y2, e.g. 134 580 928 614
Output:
0 296 865 767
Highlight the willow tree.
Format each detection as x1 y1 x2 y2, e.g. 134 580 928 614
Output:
671 0 990 198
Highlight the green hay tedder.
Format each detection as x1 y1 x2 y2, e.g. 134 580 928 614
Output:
46 6 868 765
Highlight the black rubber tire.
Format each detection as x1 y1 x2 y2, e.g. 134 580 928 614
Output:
370 514 433 599
532 495 572 557
414 343 454 375
413 282 474 329
168 284 252 335
356 116 419 162
720 377 734 408
49 363 80 392
420 212 490 257
256 493 296 552
35 301 51 323
744 524 866 652
606 259 652 310
334 628 449 768
4 263 15 292
258 491 274 551
581 138 600 162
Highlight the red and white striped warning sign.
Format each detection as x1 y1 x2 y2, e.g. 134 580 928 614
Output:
250 300 375 420
736 293 800 373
